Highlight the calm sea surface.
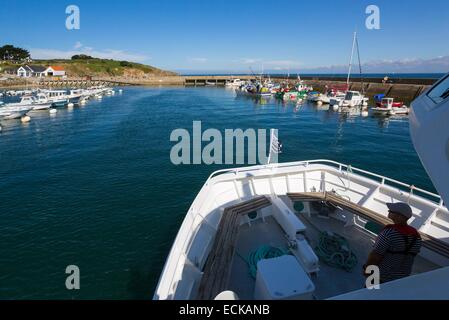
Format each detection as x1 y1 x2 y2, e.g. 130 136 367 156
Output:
0 86 435 299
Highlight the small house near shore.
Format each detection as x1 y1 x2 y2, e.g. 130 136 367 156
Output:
44 66 66 77
15 65 66 78
17 65 47 77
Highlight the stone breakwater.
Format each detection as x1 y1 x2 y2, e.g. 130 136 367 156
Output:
278 76 437 104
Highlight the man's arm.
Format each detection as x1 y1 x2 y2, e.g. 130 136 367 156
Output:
365 251 384 267
363 251 384 276
363 229 390 275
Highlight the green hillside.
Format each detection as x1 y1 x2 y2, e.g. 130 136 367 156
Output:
1 58 177 78
35 58 177 77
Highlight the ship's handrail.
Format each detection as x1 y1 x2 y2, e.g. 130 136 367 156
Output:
204 159 443 206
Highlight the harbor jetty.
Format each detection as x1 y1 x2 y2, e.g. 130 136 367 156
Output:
280 76 436 103
183 75 437 103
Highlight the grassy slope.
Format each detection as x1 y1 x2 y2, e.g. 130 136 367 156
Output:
1 59 178 77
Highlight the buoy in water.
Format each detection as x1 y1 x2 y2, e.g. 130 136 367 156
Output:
332 104 339 111
67 103 74 108
49 108 57 114
79 99 87 105
317 101 323 106
361 110 369 117
21 115 31 123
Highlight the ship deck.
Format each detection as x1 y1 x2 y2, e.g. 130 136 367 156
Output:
227 206 440 300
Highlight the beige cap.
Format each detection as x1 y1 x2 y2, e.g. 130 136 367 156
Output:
387 202 413 219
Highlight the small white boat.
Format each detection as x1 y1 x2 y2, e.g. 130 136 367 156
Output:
5 95 51 111
332 91 369 108
67 89 87 103
40 90 69 107
226 79 244 87
329 94 346 107
307 92 321 102
31 94 53 111
0 105 33 120
372 98 409 116
325 92 346 105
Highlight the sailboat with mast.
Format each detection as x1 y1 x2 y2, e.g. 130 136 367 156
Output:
330 32 369 110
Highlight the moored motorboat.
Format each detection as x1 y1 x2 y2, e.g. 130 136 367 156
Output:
40 89 69 108
4 94 52 111
331 90 369 109
226 79 244 87
372 97 409 116
0 105 33 120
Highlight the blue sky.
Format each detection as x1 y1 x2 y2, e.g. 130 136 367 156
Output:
1 0 448 73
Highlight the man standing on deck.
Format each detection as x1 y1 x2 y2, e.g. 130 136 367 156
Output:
363 202 422 284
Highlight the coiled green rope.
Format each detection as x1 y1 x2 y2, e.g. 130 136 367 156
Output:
239 245 289 279
315 231 358 272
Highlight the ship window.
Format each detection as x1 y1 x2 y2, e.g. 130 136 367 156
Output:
427 74 449 104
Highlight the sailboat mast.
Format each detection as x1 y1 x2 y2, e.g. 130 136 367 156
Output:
355 35 364 94
346 31 357 86
261 64 264 82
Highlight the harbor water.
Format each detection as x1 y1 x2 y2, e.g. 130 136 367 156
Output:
0 86 435 299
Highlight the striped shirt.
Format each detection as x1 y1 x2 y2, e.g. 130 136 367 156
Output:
373 225 422 283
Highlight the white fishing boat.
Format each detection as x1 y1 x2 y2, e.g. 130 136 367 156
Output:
4 94 52 111
154 73 449 300
0 105 33 120
67 89 87 103
40 90 69 107
339 91 369 108
226 79 244 87
372 98 409 116
326 92 347 105
30 93 53 111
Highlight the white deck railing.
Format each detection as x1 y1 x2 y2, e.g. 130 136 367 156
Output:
205 159 443 206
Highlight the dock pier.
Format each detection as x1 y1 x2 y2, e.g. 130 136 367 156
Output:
184 75 256 86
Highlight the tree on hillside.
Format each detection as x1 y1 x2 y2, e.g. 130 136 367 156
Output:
0 45 30 61
71 54 94 60
120 61 132 67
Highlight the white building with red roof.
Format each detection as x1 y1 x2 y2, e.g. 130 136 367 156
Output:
44 66 66 77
